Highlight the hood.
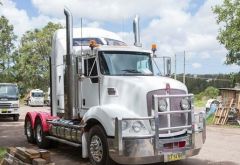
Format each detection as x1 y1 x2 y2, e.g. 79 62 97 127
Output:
100 76 187 118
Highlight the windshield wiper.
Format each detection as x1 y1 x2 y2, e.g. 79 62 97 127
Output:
121 69 142 74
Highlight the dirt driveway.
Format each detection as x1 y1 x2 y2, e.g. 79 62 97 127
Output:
0 106 240 165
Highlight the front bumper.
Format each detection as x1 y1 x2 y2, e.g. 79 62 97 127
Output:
0 108 19 115
29 101 44 106
109 93 206 164
108 131 205 164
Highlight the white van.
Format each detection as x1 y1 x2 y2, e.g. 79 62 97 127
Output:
27 89 44 106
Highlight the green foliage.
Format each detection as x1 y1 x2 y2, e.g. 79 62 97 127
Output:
194 86 219 107
204 86 219 99
14 22 62 95
0 16 17 82
213 0 240 65
0 147 6 160
177 74 232 94
206 114 214 125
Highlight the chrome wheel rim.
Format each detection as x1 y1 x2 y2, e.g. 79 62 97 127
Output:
26 121 31 137
36 124 42 143
90 135 103 162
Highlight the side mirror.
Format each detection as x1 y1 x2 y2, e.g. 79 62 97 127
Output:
166 59 171 76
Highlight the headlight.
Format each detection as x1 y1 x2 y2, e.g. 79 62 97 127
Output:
122 120 129 131
158 99 167 112
180 98 190 110
132 121 144 133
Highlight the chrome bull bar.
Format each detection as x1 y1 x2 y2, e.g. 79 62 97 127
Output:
115 93 196 156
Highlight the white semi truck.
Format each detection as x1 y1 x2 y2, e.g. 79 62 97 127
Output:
24 8 206 165
0 83 20 121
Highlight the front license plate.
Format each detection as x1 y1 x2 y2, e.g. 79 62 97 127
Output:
1 109 7 113
164 152 185 162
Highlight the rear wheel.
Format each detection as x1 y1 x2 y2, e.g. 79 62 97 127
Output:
35 118 50 148
88 125 114 165
25 116 35 143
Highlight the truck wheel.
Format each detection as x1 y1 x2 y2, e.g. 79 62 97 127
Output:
88 125 114 165
35 118 50 148
13 115 19 121
25 116 35 143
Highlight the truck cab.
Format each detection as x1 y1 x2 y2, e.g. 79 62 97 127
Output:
27 89 44 107
24 8 206 165
0 83 20 121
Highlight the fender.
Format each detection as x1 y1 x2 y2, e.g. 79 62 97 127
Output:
25 112 38 129
35 112 59 132
82 104 139 136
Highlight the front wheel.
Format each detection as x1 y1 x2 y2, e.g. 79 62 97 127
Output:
35 118 50 148
13 115 19 121
88 125 114 165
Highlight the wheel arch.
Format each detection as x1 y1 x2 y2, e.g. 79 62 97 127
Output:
35 112 52 132
25 112 38 130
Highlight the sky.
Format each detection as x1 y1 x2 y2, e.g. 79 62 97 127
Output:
0 0 239 75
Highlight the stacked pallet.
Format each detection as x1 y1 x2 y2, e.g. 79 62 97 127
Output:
1 147 54 165
213 99 234 125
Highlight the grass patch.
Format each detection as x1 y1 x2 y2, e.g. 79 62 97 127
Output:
194 99 205 107
206 114 214 125
0 147 6 160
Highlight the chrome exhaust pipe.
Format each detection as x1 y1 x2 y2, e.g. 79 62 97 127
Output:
64 7 76 119
133 15 142 47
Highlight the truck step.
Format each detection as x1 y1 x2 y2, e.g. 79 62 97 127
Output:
46 136 81 147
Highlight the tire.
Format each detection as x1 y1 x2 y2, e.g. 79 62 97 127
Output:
35 118 50 148
13 115 19 121
25 116 35 143
88 125 115 165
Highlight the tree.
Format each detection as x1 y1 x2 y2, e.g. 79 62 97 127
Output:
213 0 240 65
0 16 17 82
14 22 62 94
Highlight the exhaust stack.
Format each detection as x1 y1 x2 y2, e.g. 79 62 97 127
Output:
64 7 76 119
133 15 142 47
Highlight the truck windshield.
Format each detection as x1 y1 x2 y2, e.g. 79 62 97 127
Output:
32 92 43 97
99 51 153 76
0 85 18 98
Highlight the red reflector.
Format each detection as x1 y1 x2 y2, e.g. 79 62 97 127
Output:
164 143 173 149
179 141 186 148
164 141 186 149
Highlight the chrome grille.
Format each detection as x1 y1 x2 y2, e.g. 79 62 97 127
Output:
0 103 11 108
147 89 192 134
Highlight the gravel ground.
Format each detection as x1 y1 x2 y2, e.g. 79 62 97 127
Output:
0 106 240 165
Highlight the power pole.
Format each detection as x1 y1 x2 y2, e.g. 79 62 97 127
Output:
174 54 176 80
183 51 186 84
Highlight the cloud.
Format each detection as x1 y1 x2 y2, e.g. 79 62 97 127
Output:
0 0 236 74
0 0 63 38
31 0 191 21
192 63 202 69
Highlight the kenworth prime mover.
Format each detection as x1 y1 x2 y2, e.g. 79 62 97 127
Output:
24 8 206 165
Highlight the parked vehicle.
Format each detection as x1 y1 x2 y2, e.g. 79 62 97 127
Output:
44 88 51 106
0 83 20 121
24 8 206 165
27 89 44 107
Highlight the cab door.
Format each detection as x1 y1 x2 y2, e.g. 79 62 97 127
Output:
81 57 100 109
